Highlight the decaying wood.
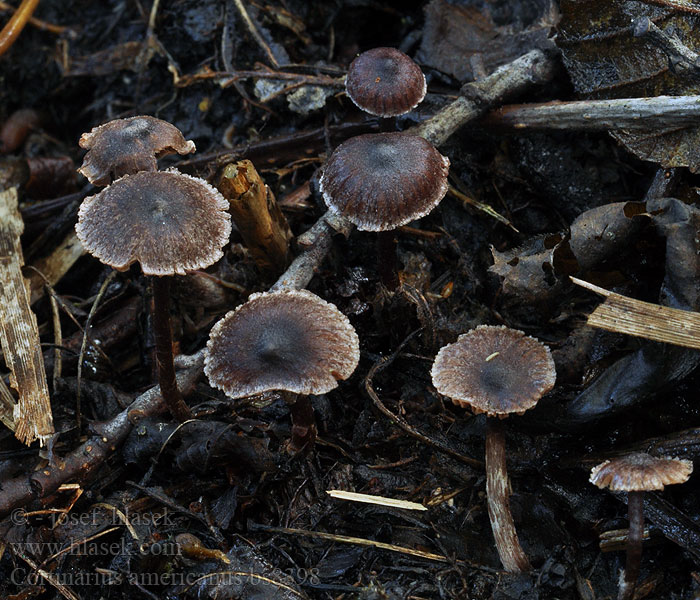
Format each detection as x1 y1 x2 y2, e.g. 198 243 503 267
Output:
0 187 53 445
571 277 700 350
217 159 292 275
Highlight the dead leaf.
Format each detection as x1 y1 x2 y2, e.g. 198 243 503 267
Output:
558 0 700 170
418 0 557 81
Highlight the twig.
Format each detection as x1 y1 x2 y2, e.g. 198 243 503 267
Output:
364 332 483 469
233 0 280 68
177 120 377 171
76 271 117 431
410 48 557 146
448 184 519 232
0 0 40 58
0 1 67 34
271 212 352 292
9 544 81 600
482 96 700 131
633 16 700 74
249 522 501 572
0 352 204 516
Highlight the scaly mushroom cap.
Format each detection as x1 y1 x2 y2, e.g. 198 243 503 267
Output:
204 290 360 398
590 453 693 492
346 47 426 117
75 169 231 276
431 325 556 417
78 116 196 186
319 132 449 232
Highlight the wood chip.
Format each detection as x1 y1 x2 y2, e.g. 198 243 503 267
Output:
0 187 54 445
571 277 700 350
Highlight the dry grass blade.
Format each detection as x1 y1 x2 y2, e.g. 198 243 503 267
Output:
571 277 700 349
256 524 451 563
448 185 519 232
327 490 428 511
0 187 54 445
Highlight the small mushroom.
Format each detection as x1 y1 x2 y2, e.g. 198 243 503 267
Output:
319 132 449 289
590 453 692 600
78 115 196 186
204 290 360 452
431 325 556 573
345 47 427 118
76 169 232 422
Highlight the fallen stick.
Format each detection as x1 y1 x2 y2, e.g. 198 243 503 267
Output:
482 96 700 131
410 48 557 146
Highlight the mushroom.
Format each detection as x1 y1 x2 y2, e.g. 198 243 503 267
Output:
78 115 196 186
590 453 692 600
431 325 556 572
204 289 360 452
75 169 232 422
319 132 449 288
345 47 427 118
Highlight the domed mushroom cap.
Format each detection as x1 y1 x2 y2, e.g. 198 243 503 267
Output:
590 453 693 492
204 290 360 398
431 325 556 417
75 169 231 276
346 47 426 117
78 116 196 186
319 132 449 232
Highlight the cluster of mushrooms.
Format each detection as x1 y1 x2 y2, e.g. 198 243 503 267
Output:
72 48 692 597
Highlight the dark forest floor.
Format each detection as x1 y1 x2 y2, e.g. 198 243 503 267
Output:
1 1 700 599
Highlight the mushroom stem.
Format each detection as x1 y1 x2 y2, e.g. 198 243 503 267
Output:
151 276 193 422
282 392 317 452
619 491 644 600
282 392 316 453
485 417 531 573
377 230 399 291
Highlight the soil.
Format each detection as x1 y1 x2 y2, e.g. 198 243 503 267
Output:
1 1 699 599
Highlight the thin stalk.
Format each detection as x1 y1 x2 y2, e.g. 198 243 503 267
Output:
282 392 317 452
151 276 192 422
619 491 644 600
485 417 531 573
377 230 399 291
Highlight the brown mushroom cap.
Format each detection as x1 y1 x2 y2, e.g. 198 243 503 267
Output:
319 132 449 232
590 453 693 492
431 325 556 417
78 116 196 186
204 290 360 398
75 169 231 276
346 47 426 117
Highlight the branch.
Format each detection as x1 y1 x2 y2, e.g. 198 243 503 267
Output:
410 48 557 146
481 96 700 131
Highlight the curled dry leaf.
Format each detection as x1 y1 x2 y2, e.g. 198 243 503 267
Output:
489 201 645 306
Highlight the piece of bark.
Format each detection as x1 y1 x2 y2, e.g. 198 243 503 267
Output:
0 187 54 445
217 159 292 276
